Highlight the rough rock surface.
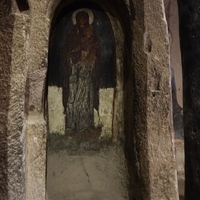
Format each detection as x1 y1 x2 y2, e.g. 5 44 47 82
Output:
126 0 179 199
25 116 46 200
0 1 14 199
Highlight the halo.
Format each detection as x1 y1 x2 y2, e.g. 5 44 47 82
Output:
72 8 94 25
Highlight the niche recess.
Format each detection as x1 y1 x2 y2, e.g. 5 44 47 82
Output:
47 3 120 142
46 1 132 199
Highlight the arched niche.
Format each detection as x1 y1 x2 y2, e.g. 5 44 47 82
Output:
46 1 134 199
48 3 119 140
46 0 133 145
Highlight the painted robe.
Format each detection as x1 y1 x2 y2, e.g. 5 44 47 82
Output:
62 15 99 130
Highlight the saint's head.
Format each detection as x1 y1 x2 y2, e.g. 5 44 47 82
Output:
76 11 89 28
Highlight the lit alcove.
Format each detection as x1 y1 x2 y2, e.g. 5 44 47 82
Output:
46 1 131 199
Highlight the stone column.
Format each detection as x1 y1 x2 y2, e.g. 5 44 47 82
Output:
24 1 50 199
6 6 29 200
178 1 200 199
144 0 179 199
25 116 46 200
121 0 180 199
0 0 14 199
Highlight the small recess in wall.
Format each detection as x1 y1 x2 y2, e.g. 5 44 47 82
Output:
16 0 29 12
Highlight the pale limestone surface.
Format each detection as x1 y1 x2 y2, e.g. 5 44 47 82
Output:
47 147 129 200
48 86 65 135
23 1 50 200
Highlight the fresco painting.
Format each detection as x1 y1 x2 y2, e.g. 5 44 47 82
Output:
48 6 116 137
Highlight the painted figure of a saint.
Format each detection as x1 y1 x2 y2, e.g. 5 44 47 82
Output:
62 9 99 131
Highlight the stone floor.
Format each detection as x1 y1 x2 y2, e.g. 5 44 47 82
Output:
46 138 185 200
46 146 129 200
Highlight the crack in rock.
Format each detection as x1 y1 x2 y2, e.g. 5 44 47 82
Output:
80 156 94 190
